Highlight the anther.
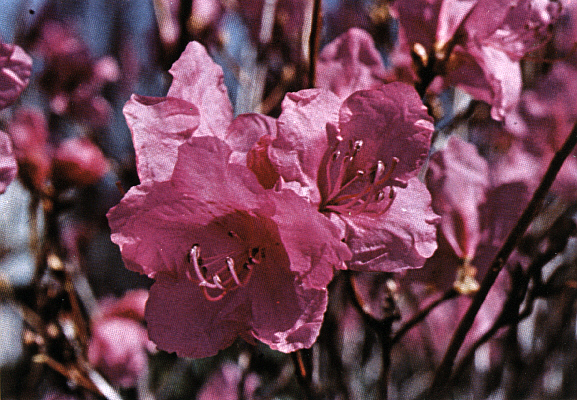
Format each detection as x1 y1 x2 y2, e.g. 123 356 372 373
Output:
226 257 242 285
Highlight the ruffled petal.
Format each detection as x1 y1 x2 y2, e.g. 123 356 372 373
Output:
339 178 439 272
123 95 200 183
167 42 233 139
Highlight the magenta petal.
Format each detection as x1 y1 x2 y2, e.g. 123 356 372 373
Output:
340 178 439 272
146 275 251 358
254 287 328 353
269 89 342 202
338 82 434 183
269 189 351 289
426 136 489 259
0 42 32 110
391 0 441 50
316 28 388 99
124 95 200 183
436 0 478 47
225 113 277 166
167 41 233 139
0 130 17 194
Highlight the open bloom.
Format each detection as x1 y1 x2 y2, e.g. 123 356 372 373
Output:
250 82 439 272
107 42 350 358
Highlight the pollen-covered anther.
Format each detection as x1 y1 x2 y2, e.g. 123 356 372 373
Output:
188 244 256 301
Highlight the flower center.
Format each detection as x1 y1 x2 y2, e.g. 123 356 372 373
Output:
187 238 263 301
320 137 400 216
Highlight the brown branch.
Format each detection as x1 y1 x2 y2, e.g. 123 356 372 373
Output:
428 121 577 398
307 0 322 88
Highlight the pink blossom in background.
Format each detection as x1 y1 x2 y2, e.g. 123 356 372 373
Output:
0 40 32 109
88 290 154 388
197 361 261 400
391 0 560 120
316 28 391 100
426 136 489 261
7 108 52 191
252 82 439 272
33 21 117 127
0 131 17 194
0 39 32 193
52 137 110 187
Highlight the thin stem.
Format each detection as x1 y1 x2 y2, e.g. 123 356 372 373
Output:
307 0 322 88
391 289 458 346
428 121 577 398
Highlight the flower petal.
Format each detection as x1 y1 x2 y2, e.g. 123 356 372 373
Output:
339 178 439 272
123 95 200 183
146 275 251 358
316 28 389 99
167 41 233 139
0 42 32 110
0 130 17 194
337 82 434 183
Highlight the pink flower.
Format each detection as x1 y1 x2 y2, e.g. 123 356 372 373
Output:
426 136 489 260
88 290 154 388
108 137 349 358
33 21 116 127
0 40 32 109
391 0 560 120
107 42 350 358
53 137 110 187
252 82 439 272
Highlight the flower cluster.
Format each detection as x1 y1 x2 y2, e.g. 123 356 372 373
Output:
107 40 438 358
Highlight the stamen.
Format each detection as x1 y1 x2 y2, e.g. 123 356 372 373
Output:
187 244 259 301
226 257 242 285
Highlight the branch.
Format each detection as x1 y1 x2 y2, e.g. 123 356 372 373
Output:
428 121 577 398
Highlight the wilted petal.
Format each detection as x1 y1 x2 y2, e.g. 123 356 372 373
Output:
339 178 439 272
316 28 389 99
123 95 200 183
0 42 32 110
167 42 233 139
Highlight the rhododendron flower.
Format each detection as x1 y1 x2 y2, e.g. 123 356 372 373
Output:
108 136 350 358
88 290 154 388
251 82 439 272
108 43 350 357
